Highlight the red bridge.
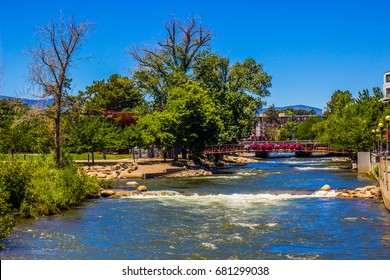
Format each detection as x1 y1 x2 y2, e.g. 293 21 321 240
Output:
204 141 350 157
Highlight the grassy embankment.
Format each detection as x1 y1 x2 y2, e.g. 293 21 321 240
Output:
0 154 103 248
9 153 132 161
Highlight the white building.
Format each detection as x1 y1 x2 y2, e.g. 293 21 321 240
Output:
384 70 390 99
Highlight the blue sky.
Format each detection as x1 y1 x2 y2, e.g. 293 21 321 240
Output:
0 0 389 109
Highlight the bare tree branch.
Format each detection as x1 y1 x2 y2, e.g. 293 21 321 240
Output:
27 13 92 168
130 16 212 74
128 16 211 110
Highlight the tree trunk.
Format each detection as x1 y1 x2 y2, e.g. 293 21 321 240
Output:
173 147 179 161
181 146 187 159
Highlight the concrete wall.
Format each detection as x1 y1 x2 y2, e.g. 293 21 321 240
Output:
357 152 371 173
370 153 390 211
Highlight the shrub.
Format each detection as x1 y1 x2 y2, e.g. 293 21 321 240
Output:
0 154 101 247
20 157 100 218
0 157 32 210
0 182 16 247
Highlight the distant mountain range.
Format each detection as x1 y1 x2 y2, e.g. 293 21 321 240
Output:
0 95 324 116
0 95 53 107
259 105 323 116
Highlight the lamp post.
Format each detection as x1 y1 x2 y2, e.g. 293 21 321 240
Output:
376 128 380 154
385 115 390 154
379 123 384 154
372 129 377 153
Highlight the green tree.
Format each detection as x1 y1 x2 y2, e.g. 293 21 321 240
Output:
130 17 211 111
263 104 280 124
278 122 299 141
0 98 33 155
134 111 176 150
134 82 221 158
165 82 221 157
82 74 144 112
194 53 272 142
295 116 323 140
66 114 120 163
325 90 353 115
129 17 271 147
314 88 387 152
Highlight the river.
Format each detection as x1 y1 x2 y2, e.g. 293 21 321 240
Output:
1 156 390 260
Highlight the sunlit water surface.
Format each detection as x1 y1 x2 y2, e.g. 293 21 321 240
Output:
1 157 390 259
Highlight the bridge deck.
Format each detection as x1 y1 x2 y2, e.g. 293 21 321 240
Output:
203 143 349 155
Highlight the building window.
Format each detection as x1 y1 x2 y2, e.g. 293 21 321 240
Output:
386 74 390 83
387 88 390 98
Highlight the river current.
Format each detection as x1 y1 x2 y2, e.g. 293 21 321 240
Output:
1 156 390 260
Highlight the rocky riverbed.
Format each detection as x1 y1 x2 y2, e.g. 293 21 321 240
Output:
82 162 138 180
320 184 382 199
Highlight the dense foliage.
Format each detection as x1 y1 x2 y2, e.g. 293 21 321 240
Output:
313 87 390 152
0 155 101 247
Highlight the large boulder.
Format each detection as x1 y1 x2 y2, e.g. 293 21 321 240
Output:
370 188 381 196
320 184 331 191
136 185 147 192
100 190 115 197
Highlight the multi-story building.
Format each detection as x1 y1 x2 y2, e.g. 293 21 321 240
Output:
384 71 390 99
251 113 319 141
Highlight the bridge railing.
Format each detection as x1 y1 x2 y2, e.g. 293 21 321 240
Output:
203 142 345 155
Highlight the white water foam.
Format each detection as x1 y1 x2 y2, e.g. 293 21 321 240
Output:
188 175 243 179
232 222 260 229
294 166 340 171
266 223 278 227
126 190 339 202
201 242 218 250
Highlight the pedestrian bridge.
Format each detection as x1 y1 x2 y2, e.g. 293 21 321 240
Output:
203 141 350 158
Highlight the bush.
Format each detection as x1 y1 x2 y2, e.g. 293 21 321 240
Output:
19 157 101 218
0 154 101 246
0 157 31 210
0 182 15 247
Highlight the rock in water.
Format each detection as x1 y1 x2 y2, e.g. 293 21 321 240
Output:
320 184 331 191
126 181 139 186
100 190 115 197
136 185 147 192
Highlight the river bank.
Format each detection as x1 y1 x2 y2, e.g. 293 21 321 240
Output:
2 156 388 260
78 155 261 180
81 155 383 202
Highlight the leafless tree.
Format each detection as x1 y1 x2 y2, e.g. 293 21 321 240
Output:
128 17 212 110
27 13 92 168
130 16 212 74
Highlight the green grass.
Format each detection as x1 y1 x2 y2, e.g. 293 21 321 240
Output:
69 153 132 161
1 153 132 161
0 153 39 161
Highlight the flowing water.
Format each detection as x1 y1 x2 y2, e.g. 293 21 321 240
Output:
1 157 390 260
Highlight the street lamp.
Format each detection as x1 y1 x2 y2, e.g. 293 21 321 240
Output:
385 115 390 154
379 123 384 154
376 128 380 154
372 129 377 153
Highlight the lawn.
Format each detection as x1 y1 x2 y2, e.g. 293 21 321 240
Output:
1 153 132 161
69 153 132 161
